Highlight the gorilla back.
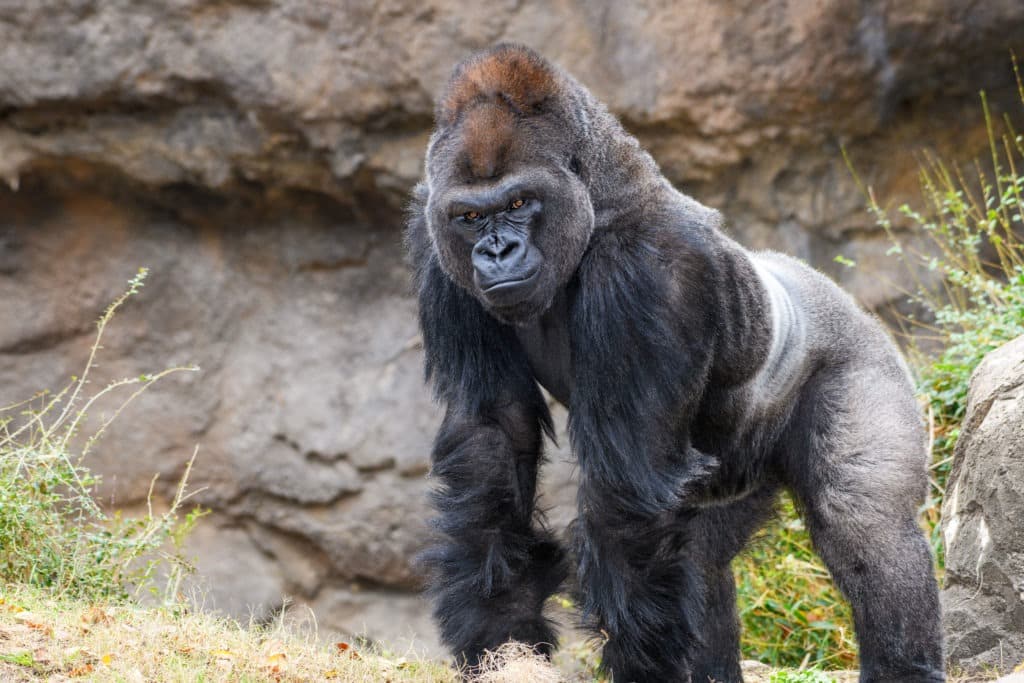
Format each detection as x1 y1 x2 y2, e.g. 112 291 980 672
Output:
407 44 943 683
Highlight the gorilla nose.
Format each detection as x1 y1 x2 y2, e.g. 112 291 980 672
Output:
472 235 538 294
473 236 523 264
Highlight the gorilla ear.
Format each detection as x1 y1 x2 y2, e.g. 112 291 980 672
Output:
437 43 560 127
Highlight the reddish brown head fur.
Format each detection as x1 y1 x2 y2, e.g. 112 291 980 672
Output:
439 44 559 126
460 103 517 179
438 44 561 178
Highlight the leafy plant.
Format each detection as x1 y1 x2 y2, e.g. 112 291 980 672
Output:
0 268 205 601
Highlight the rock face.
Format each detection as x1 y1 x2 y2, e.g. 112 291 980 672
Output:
942 335 1024 674
1 0 1023 653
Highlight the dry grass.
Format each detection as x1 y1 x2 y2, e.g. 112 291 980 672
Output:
0 584 458 682
474 642 562 683
0 585 598 683
0 583 873 683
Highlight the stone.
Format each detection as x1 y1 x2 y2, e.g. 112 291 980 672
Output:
1 0 1023 653
942 335 1024 674
185 518 288 623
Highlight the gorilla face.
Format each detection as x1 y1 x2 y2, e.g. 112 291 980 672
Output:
421 52 595 324
426 159 593 323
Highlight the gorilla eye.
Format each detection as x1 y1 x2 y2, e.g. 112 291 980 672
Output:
510 198 525 210
463 210 481 222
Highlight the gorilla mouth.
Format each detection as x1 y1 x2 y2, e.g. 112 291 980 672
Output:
481 268 540 305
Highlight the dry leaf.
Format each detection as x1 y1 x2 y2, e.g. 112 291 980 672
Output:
335 642 361 659
14 612 52 634
0 598 26 614
261 650 288 676
82 606 113 625
69 663 95 677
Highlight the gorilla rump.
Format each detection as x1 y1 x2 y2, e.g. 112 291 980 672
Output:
406 45 943 683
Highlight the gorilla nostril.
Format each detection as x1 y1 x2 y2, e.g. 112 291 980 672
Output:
474 237 522 263
497 241 520 261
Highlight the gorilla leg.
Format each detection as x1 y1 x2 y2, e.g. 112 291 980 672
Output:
803 509 943 683
693 567 742 683
783 369 944 683
574 493 704 683
689 485 779 683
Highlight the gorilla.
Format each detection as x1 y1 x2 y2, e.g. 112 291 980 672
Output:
406 44 943 683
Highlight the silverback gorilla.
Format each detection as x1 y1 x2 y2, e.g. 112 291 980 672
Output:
406 45 943 683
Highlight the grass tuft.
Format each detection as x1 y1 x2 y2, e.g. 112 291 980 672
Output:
0 268 203 601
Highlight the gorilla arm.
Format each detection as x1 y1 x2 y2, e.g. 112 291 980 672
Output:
568 222 722 680
408 197 567 665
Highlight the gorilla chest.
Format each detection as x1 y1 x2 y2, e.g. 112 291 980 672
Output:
515 292 573 406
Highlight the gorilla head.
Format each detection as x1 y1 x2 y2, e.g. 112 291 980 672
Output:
422 45 594 323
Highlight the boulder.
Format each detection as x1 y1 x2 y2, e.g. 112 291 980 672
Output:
942 335 1024 673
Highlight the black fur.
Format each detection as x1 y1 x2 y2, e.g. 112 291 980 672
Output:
408 45 944 682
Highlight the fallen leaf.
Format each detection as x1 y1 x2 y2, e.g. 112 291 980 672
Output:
335 642 361 659
69 663 95 677
82 606 113 625
14 612 51 634
0 597 26 614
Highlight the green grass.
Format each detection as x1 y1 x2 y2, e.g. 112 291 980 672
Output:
736 496 857 669
769 668 837 683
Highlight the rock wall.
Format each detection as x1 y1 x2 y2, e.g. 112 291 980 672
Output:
1 0 1023 652
942 335 1024 674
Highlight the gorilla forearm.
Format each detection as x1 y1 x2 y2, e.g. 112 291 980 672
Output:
567 226 742 677
422 408 567 663
413 219 567 663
